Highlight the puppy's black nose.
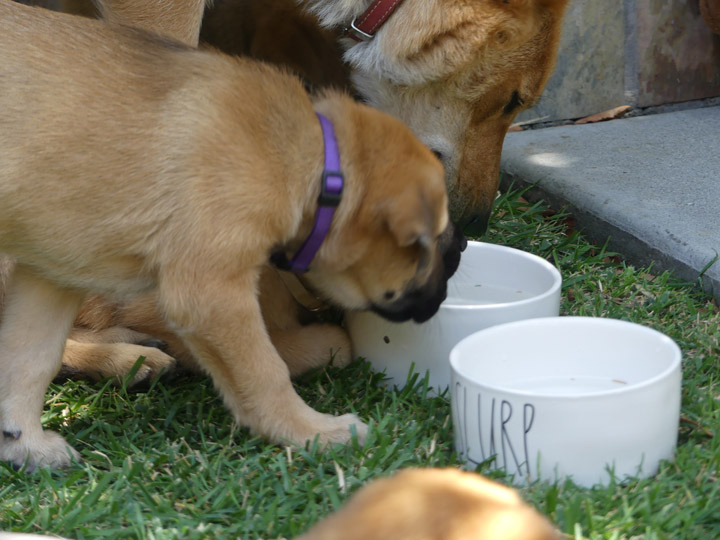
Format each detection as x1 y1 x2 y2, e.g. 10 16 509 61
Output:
462 212 490 237
456 227 468 252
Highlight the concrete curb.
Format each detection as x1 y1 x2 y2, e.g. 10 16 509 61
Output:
500 106 720 299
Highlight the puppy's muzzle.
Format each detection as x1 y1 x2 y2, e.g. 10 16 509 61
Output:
372 223 466 323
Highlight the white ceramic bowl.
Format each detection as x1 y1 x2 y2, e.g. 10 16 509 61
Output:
346 241 562 392
450 317 682 487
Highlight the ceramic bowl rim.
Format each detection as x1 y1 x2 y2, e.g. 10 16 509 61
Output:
450 316 682 400
440 242 562 311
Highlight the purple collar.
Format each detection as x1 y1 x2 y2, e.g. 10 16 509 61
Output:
271 113 344 274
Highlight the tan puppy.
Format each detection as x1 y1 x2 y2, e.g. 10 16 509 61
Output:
299 468 561 540
42 0 566 381
0 0 459 470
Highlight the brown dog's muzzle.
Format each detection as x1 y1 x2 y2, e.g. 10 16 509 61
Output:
449 117 512 235
456 199 493 237
371 223 467 323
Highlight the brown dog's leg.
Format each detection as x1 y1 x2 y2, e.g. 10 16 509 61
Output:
95 0 206 46
160 269 367 446
0 266 82 470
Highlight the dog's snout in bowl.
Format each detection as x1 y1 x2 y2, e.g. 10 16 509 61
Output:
442 221 467 276
347 241 563 392
371 279 448 323
371 222 466 324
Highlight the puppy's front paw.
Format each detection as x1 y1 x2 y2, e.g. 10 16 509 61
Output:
0 429 79 472
274 324 352 377
296 412 368 447
324 413 368 445
121 345 178 386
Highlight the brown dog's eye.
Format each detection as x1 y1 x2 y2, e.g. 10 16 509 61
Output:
384 291 396 300
503 91 525 115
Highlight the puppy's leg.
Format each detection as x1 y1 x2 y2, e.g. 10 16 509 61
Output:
161 270 367 446
260 268 352 376
78 292 201 372
270 324 352 377
58 336 176 385
52 291 179 384
0 267 83 470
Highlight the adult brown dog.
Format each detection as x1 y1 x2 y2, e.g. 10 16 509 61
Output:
206 0 571 231
0 0 459 470
56 0 351 93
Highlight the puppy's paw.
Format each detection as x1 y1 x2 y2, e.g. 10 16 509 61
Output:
0 430 79 472
295 412 368 447
326 328 353 369
323 413 368 445
120 346 178 386
59 341 177 386
274 324 352 377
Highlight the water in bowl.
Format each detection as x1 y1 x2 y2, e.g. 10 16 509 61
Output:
504 375 630 396
444 283 535 306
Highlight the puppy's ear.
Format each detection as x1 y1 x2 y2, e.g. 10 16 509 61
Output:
384 187 433 247
382 187 437 274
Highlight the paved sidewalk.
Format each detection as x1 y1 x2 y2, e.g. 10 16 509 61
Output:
500 106 720 300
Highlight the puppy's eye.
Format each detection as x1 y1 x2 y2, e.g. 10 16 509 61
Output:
503 91 525 115
384 291 396 300
431 149 446 164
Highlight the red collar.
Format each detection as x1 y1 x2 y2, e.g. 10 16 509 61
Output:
344 0 406 42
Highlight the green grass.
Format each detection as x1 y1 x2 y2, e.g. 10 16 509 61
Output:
2 187 720 539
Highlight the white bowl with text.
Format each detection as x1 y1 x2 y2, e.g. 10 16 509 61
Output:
450 316 682 487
